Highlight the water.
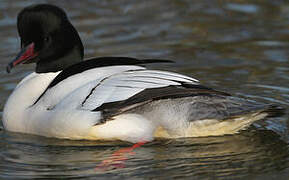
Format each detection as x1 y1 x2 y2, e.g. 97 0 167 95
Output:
0 0 288 179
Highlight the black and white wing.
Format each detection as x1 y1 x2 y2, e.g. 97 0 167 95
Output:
77 68 231 122
80 69 200 111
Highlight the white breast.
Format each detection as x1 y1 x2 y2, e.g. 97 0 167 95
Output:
3 72 59 132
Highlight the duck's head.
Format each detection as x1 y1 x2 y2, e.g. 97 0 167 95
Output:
7 4 84 73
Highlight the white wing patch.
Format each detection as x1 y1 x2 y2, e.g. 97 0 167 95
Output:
81 69 199 110
38 65 145 109
38 66 199 112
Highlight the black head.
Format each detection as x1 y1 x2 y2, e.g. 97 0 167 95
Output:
7 4 84 73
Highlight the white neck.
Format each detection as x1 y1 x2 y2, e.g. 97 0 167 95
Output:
3 72 59 131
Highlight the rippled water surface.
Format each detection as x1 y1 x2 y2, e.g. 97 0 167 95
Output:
0 0 288 179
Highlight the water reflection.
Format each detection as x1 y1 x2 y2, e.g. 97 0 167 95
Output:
0 130 288 179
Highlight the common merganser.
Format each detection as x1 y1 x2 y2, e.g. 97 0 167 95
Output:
3 4 283 143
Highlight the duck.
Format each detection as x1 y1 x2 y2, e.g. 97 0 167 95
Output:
3 4 283 143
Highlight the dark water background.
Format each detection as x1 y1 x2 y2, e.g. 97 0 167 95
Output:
0 0 288 179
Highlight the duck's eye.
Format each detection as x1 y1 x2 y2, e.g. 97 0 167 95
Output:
44 36 50 43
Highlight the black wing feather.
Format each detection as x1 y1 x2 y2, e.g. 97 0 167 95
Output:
94 85 230 121
49 57 173 88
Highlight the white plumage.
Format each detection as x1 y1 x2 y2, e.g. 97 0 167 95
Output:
3 65 199 142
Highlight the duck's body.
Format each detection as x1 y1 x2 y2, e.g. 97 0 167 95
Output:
3 4 283 143
3 58 275 142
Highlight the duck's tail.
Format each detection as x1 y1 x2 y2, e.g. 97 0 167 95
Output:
262 104 286 118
